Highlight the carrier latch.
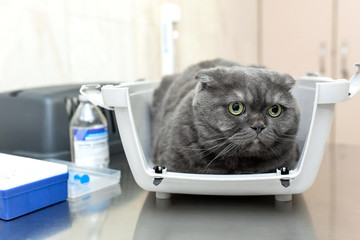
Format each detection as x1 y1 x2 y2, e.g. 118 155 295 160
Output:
153 166 167 186
279 167 291 188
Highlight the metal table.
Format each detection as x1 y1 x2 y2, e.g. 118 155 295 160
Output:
1 145 359 240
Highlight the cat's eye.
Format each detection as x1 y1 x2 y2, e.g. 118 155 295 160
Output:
228 102 245 115
268 104 282 118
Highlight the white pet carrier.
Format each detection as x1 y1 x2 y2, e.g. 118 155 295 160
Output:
81 64 360 201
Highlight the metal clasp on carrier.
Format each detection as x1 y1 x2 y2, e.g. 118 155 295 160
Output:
278 167 291 188
153 166 167 186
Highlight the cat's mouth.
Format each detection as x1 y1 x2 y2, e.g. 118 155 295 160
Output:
248 138 262 151
228 130 270 153
234 135 263 153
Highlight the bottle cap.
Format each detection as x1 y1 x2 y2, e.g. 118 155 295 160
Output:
78 94 89 102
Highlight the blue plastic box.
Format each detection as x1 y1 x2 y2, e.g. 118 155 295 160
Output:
0 154 68 220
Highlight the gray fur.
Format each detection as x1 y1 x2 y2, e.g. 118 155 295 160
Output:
151 59 300 174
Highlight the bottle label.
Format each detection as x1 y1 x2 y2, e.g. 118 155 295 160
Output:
73 127 109 167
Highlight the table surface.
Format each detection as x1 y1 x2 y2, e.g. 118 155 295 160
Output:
1 144 359 240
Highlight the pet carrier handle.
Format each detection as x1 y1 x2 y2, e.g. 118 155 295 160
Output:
81 80 158 110
80 84 114 110
316 63 360 104
348 63 360 99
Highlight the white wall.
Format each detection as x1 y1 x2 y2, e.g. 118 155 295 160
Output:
0 0 258 93
0 0 161 92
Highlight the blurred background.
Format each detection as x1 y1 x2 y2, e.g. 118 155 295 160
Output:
0 0 359 146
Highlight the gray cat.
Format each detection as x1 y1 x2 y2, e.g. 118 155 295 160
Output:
151 59 300 174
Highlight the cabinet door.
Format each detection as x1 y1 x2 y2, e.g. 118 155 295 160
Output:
177 0 258 70
334 0 360 146
261 0 332 77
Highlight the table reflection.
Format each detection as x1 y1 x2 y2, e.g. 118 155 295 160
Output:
134 193 315 240
0 201 71 239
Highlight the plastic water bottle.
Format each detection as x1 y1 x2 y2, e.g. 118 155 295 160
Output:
69 94 110 168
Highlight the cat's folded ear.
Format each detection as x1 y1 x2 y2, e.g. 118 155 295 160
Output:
281 73 296 90
194 70 214 84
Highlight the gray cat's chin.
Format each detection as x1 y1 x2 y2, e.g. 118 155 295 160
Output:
247 139 262 152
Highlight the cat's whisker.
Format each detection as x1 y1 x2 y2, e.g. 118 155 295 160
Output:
201 158 218 174
226 144 240 157
202 142 235 173
167 138 231 160
221 143 237 158
202 136 228 143
273 131 296 140
201 140 231 158
168 146 204 151
164 136 229 151
275 135 296 144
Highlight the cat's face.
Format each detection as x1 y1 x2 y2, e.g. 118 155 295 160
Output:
192 66 300 158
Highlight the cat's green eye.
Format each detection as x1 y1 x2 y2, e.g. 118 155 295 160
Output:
268 104 282 118
228 102 244 115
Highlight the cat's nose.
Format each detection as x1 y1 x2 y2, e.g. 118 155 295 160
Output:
251 123 265 134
